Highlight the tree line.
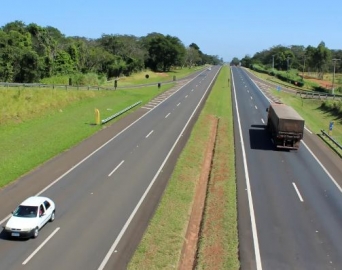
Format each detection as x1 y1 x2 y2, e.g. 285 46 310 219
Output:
232 42 342 79
0 21 222 83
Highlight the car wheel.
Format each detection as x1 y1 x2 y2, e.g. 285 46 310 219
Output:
33 227 39 239
50 211 55 222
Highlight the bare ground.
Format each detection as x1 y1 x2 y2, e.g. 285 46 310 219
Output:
178 115 219 270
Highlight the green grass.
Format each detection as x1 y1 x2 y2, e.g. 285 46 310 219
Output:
247 69 319 91
196 66 239 269
0 83 173 188
104 66 206 87
128 65 239 269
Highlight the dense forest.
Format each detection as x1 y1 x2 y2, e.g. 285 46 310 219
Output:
232 42 342 79
0 20 222 83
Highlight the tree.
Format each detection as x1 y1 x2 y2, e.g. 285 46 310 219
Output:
185 47 201 67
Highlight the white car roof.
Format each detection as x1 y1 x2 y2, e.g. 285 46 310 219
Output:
20 196 51 207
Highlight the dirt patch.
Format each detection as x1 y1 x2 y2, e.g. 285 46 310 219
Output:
178 115 218 270
304 76 333 88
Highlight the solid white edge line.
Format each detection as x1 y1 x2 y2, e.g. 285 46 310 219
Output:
165 113 171 118
22 227 60 265
247 73 342 195
302 141 342 193
145 130 154 138
108 160 125 177
0 69 208 226
97 67 221 270
232 68 262 270
305 126 313 134
292 182 304 202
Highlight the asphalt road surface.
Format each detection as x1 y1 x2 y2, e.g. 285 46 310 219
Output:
0 66 220 270
233 66 342 270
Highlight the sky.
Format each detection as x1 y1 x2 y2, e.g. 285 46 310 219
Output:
1 0 341 62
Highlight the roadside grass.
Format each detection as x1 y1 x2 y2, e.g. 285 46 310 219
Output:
270 87 342 156
247 69 318 91
128 65 239 269
0 84 173 188
104 66 206 87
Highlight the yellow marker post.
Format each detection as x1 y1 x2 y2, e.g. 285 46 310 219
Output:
95 109 100 125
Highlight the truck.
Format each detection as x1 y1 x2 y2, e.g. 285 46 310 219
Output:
266 102 305 150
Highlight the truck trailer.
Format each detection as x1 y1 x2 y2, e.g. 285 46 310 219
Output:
266 102 305 150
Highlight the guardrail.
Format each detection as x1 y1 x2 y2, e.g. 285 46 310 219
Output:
0 81 178 91
321 129 342 150
101 101 142 124
296 90 342 100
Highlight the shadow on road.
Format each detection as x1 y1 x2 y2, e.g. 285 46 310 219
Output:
249 125 275 151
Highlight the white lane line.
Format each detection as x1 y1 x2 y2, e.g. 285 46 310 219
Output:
305 126 312 134
231 69 262 270
97 67 222 270
185 95 188 98
177 103 181 106
191 89 194 91
22 227 60 265
165 113 171 118
108 160 125 177
302 141 342 193
250 96 253 100
247 90 249 93
255 105 258 110
292 183 304 202
0 68 209 226
261 118 265 124
146 130 154 138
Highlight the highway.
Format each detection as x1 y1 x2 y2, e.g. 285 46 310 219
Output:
233 66 342 270
0 66 220 270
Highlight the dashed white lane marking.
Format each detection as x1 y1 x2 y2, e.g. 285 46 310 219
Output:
255 105 258 110
108 160 125 177
177 103 181 106
185 95 188 98
251 96 253 100
165 113 171 118
261 118 265 124
22 227 60 265
146 130 154 138
293 183 304 202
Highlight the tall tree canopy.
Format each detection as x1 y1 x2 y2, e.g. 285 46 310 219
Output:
0 21 222 83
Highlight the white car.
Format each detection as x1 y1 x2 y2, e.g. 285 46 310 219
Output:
3 196 55 239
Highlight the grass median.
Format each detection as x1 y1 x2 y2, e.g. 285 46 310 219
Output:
128 65 239 269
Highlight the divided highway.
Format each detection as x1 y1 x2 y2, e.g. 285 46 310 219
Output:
233 66 342 270
0 66 220 270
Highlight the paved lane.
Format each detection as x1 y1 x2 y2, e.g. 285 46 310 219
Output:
233 66 342 270
0 66 220 270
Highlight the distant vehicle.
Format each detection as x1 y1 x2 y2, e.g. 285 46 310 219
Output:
266 102 305 149
3 196 55 239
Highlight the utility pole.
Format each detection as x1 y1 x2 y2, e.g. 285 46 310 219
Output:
332 58 341 94
287 56 290 82
272 54 275 71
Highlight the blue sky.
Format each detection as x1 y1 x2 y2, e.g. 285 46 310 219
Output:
1 0 341 62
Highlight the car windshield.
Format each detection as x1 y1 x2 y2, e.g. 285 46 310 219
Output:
13 205 38 218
